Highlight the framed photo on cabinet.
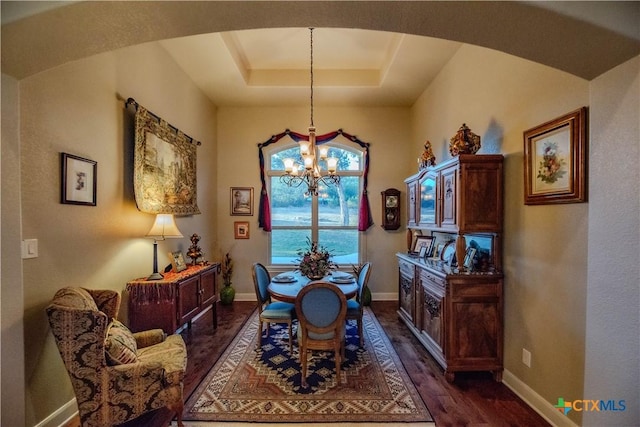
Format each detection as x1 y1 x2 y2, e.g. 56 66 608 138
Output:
524 107 587 205
413 235 434 257
169 251 187 273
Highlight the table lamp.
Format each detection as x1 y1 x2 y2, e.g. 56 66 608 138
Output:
146 214 183 280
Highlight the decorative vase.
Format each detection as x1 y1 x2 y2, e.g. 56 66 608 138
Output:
362 286 372 306
449 123 481 156
306 274 324 281
220 284 235 305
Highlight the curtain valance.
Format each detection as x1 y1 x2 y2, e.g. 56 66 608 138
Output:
257 129 373 232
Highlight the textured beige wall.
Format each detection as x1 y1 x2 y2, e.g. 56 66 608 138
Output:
584 56 639 426
411 44 590 424
18 43 217 424
217 106 412 299
1 74 26 427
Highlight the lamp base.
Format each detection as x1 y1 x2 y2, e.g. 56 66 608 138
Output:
148 240 163 280
147 272 163 281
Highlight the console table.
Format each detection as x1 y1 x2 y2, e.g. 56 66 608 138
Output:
126 263 220 334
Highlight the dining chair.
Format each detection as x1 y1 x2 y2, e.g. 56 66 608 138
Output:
252 262 295 352
295 281 347 388
346 262 372 346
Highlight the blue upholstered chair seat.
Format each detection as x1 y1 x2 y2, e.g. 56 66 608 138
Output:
262 302 295 318
297 324 345 341
253 263 295 352
346 299 360 314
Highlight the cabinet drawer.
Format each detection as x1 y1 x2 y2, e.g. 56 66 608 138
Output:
420 269 445 290
399 260 415 277
449 278 502 298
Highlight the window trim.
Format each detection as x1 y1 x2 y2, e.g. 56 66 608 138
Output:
265 141 365 268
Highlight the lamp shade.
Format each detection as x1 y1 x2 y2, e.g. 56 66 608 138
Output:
146 214 183 240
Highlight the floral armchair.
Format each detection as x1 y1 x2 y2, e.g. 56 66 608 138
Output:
46 287 186 427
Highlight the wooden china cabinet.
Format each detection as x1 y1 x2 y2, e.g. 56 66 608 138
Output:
398 154 504 382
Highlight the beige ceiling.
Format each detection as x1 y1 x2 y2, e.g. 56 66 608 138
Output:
159 28 461 107
2 1 639 110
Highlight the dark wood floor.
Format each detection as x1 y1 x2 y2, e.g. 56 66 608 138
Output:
100 301 549 427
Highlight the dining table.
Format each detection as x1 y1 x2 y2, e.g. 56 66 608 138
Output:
267 270 359 304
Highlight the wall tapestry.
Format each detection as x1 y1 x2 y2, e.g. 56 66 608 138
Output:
131 98 201 215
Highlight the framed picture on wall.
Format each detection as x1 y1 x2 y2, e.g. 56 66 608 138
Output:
230 187 253 216
234 221 250 239
61 152 97 206
524 107 587 205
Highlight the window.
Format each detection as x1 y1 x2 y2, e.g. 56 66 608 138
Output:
267 143 364 266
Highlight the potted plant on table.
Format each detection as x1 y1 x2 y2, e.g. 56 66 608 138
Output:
219 252 235 305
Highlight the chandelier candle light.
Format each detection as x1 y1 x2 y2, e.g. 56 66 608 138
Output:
280 28 340 197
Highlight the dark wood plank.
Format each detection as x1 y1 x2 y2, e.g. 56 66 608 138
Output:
65 300 549 427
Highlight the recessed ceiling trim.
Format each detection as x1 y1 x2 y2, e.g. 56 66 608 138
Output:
220 31 250 83
379 33 404 84
248 69 380 87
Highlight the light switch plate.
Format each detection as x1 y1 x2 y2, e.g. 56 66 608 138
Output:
21 239 38 259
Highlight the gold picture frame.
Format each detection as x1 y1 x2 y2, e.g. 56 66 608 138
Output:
234 221 250 239
230 187 253 216
133 105 200 215
169 251 187 273
524 107 587 205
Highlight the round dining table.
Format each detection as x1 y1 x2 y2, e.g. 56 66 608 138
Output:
267 271 358 304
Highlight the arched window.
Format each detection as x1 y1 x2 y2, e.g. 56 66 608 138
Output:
266 142 364 266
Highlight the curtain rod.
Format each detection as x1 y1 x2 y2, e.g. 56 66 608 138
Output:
125 97 202 146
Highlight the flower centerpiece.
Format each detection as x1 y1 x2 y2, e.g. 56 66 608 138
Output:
296 238 337 280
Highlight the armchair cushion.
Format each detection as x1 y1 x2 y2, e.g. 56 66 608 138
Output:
137 334 187 387
105 319 138 365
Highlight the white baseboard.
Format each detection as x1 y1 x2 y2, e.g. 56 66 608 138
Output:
36 398 77 427
502 369 579 427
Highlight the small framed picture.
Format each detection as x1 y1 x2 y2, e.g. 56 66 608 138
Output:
463 248 477 271
234 221 250 239
169 251 187 273
418 245 428 258
230 187 253 215
433 242 445 259
61 152 97 206
413 235 434 256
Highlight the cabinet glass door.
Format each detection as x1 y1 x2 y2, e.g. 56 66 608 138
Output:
440 166 457 229
419 174 437 226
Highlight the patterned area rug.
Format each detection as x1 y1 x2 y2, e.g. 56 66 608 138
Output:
183 307 433 423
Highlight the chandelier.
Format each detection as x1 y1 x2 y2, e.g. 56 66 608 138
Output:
280 28 340 197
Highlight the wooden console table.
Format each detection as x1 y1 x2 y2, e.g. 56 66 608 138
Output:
126 263 220 334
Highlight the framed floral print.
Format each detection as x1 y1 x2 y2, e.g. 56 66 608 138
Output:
524 107 587 205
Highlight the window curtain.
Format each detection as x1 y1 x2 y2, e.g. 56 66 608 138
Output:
258 129 373 232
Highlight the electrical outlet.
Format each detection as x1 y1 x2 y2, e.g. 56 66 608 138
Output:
522 348 531 367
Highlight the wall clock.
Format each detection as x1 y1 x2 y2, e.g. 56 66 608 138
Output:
381 188 401 230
